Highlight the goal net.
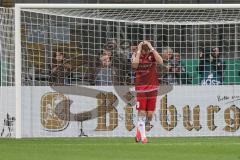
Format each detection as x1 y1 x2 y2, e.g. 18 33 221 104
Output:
0 7 15 138
1 4 240 138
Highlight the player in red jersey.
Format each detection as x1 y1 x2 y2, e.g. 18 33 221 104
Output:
132 41 163 143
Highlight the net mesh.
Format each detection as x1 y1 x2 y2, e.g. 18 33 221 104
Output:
23 8 240 25
0 8 15 138
20 8 240 86
0 8 14 86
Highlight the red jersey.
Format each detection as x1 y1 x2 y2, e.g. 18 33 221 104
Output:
134 52 159 91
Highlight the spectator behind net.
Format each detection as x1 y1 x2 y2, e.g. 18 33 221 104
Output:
104 39 127 85
161 47 181 85
174 52 192 85
49 51 72 86
198 47 226 85
211 47 226 84
91 49 124 86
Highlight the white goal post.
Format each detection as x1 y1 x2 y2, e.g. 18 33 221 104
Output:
14 4 240 138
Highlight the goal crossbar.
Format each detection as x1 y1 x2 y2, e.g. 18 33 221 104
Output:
15 3 240 9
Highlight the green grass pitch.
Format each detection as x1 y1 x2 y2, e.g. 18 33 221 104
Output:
0 137 239 160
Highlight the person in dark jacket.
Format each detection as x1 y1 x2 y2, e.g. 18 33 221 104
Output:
90 49 125 86
50 51 71 86
198 47 226 85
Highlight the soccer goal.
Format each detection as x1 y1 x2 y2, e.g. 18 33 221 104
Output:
0 4 239 138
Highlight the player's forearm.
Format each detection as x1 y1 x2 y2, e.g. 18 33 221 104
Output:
152 50 163 64
131 52 141 69
131 59 139 69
